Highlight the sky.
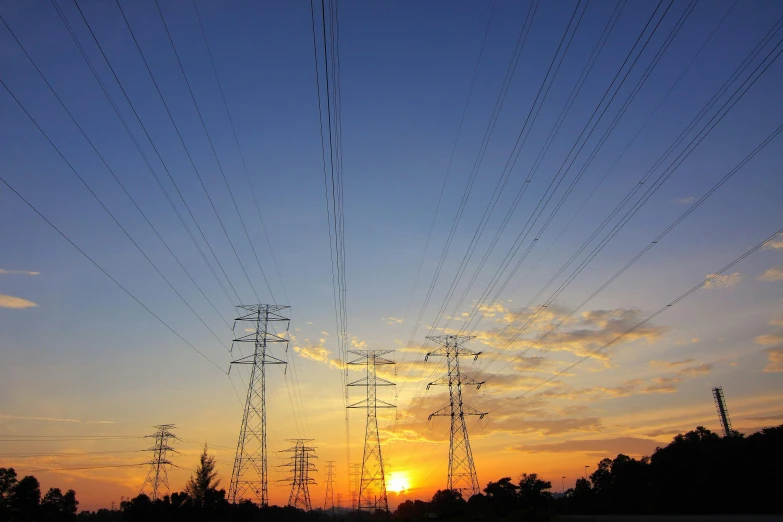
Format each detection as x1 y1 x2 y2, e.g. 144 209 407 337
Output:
1 0 782 512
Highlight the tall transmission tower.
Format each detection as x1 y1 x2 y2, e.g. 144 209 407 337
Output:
426 335 487 497
347 350 396 513
228 304 290 505
323 460 336 515
712 386 734 438
279 439 317 511
348 463 361 511
140 424 177 500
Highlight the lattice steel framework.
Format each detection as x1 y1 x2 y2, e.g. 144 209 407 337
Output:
140 424 177 501
279 439 317 511
347 350 395 513
228 304 290 505
712 386 733 438
426 335 487 497
348 462 361 511
323 460 336 515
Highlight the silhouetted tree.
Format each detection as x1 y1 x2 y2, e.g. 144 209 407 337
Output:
185 444 221 508
41 487 79 521
8 475 41 522
518 473 551 511
430 489 465 518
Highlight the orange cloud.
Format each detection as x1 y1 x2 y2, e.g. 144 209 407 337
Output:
758 266 783 282
0 294 37 309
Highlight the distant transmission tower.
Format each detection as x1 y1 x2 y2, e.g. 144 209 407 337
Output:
279 439 317 511
349 463 361 511
228 304 290 505
426 335 487 497
140 424 177 500
347 350 395 513
712 386 734 437
324 460 336 515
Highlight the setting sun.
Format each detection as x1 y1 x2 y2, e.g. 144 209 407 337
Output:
388 472 410 494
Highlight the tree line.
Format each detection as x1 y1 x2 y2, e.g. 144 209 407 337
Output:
2 425 780 521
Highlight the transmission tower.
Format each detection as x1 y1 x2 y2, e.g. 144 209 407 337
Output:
712 386 734 437
323 460 336 515
347 350 395 513
279 439 317 511
228 304 290 505
139 424 177 500
349 463 361 511
426 335 487 497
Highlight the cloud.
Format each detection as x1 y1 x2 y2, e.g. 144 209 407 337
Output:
755 333 783 345
0 414 115 424
676 363 713 377
674 196 695 205
510 436 660 457
649 358 694 368
0 294 37 309
704 272 741 289
0 268 39 276
383 317 403 325
758 266 783 282
763 232 783 250
763 347 783 373
294 340 332 363
469 306 666 361
350 337 367 349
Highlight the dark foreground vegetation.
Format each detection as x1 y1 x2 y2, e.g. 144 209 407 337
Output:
1 425 780 521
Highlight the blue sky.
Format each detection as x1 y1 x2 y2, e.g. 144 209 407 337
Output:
1 0 782 509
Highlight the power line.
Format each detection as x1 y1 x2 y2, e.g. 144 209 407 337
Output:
154 0 278 304
111 0 262 302
0 15 233 348
493 225 783 411
190 0 290 305
0 176 227 373
56 0 241 308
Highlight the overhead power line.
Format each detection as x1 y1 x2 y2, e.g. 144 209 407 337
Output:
0 176 226 373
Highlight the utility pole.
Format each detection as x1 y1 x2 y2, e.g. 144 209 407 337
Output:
140 424 177 500
347 350 396 513
348 462 361 511
336 493 343 511
425 335 486 497
228 304 290 505
324 460 336 515
712 386 734 437
279 438 317 511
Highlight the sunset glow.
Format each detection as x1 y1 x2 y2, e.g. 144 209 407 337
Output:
1 0 782 516
388 472 410 494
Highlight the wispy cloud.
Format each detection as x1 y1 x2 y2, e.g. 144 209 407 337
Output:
0 268 40 276
763 232 783 250
510 436 660 456
0 294 37 309
382 317 403 325
758 266 783 282
674 196 695 205
704 272 741 289
0 414 115 424
763 347 783 373
649 358 694 368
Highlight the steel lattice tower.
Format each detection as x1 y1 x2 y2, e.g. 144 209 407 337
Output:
140 424 177 500
712 386 734 437
426 335 487 497
347 350 395 513
348 463 361 511
323 460 336 515
279 439 317 511
228 304 290 505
